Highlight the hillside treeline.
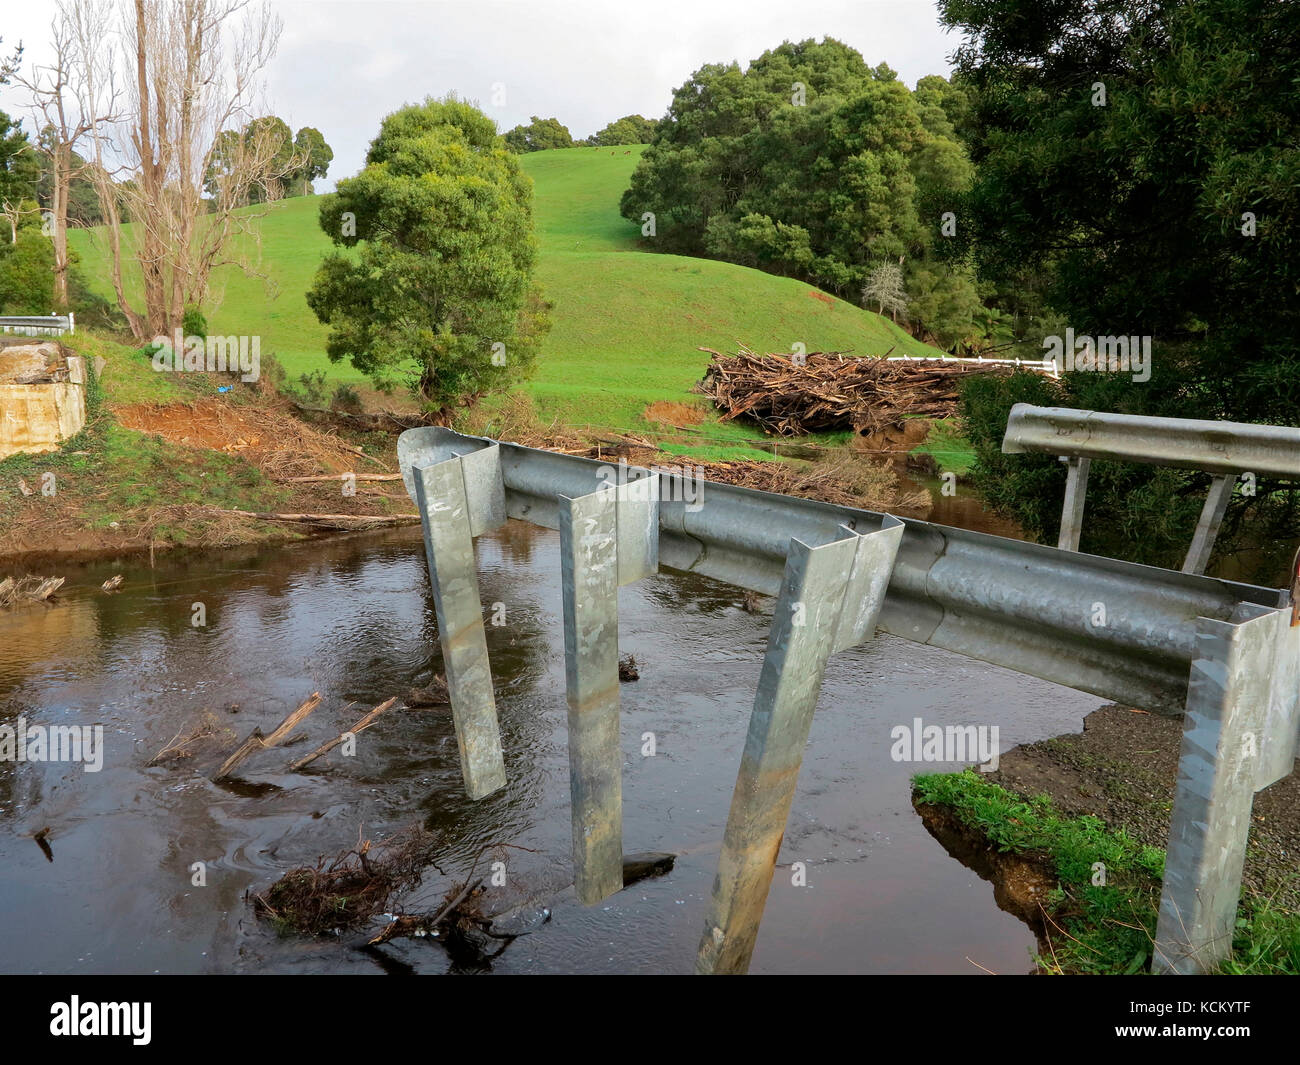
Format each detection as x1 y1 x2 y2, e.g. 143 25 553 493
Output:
619 39 982 350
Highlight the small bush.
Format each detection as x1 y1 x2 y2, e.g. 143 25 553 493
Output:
330 383 363 414
182 307 208 341
297 370 328 405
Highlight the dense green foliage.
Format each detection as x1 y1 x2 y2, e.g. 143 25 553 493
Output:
589 114 659 146
306 96 549 410
0 109 40 220
945 0 1300 569
619 38 983 347
0 223 57 312
502 115 574 153
0 190 103 315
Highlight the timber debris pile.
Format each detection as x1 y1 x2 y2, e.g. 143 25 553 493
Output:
695 346 1014 436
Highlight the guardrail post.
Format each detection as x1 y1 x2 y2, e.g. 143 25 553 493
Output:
1181 475 1233 576
1057 456 1090 552
407 444 508 801
560 470 659 904
697 517 904 974
1154 604 1299 973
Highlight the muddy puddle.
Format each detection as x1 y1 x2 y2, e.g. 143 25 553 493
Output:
0 520 1102 974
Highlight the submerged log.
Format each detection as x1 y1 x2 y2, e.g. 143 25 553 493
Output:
404 675 450 707
622 852 676 885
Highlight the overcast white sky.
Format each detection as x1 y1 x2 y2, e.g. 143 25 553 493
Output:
0 0 958 191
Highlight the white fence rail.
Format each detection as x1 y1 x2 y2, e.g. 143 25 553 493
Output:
887 352 1059 377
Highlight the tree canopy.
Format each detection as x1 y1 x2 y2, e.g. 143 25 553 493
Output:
502 115 574 153
205 116 334 203
618 38 982 347
943 0 1300 568
591 114 659 145
307 96 549 410
0 110 39 217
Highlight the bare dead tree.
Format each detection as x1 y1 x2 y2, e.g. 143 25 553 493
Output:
0 196 42 244
12 0 119 309
80 0 290 340
68 0 146 335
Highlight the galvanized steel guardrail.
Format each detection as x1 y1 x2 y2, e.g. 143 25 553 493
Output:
398 424 1299 976
1003 403 1300 572
0 313 75 337
1004 403 1300 478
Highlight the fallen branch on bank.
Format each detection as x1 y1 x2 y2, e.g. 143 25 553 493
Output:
280 473 404 483
215 692 322 780
288 697 398 771
203 507 420 531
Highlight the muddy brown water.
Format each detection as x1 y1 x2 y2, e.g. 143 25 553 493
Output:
0 509 1103 974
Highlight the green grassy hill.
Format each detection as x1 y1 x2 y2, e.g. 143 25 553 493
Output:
69 145 942 442
70 197 340 384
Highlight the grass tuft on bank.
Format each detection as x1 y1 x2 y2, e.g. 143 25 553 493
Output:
913 769 1300 975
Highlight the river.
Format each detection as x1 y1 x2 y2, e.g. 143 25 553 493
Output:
0 510 1102 974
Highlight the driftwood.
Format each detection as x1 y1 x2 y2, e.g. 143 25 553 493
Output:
695 346 1016 436
207 508 420 531
147 712 229 767
0 575 64 606
280 473 403 483
215 692 322 780
289 697 398 771
251 825 439 934
404 675 450 707
621 852 676 885
367 877 486 946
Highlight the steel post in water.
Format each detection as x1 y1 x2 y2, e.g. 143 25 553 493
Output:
1181 474 1233 576
1057 456 1090 552
397 427 1300 973
1153 604 1294 974
406 447 508 801
698 518 903 974
560 471 659 904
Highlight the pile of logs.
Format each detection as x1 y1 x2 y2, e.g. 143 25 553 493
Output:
695 347 1013 436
